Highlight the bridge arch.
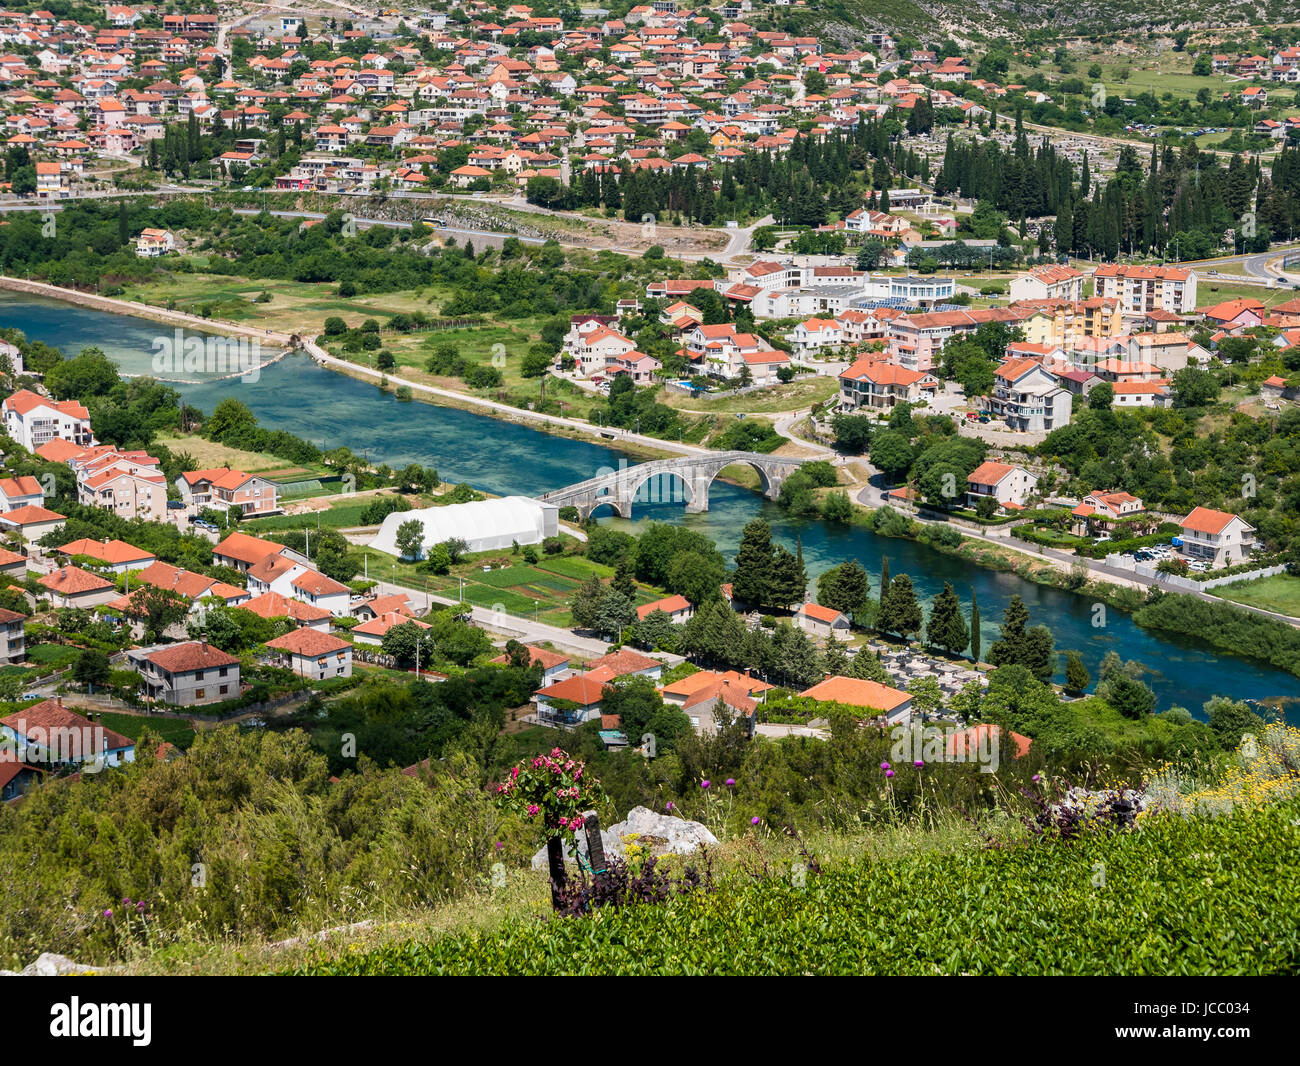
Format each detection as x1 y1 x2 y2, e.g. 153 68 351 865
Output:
625 468 698 511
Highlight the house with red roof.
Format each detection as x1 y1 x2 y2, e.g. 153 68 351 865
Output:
37 564 116 608
798 675 913 725
0 698 134 768
966 461 1039 511
0 475 44 513
1178 507 1255 568
838 356 937 412
795 601 851 637
2 389 93 452
129 641 241 706
635 593 693 624
177 467 279 517
266 627 352 680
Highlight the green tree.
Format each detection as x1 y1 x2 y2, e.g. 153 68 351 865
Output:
731 519 775 608
870 430 914 482
817 560 871 617
395 519 425 560
1064 650 1091 695
768 546 807 610
988 595 1055 680
877 574 923 640
72 648 111 687
925 582 969 655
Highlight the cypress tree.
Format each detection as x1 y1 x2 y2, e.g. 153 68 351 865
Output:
970 587 981 664
732 519 775 609
925 582 970 656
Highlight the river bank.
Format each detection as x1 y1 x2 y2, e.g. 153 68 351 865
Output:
5 287 1300 713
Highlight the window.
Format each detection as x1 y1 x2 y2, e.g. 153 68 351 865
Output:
195 670 204 680
218 667 228 677
219 685 228 695
196 688 206 699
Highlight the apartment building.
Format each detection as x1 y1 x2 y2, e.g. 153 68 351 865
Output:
1092 265 1196 316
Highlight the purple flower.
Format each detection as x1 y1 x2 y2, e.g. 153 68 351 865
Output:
700 780 710 790
751 816 760 825
914 760 924 768
122 897 130 905
885 769 895 779
1032 774 1041 783
725 778 736 787
880 761 891 771
103 909 113 919
494 841 504 850
666 801 674 811
136 901 146 912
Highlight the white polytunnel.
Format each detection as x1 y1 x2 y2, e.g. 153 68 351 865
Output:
370 496 560 558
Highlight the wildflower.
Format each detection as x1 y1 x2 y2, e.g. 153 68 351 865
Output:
526 803 540 817
880 761 891 771
1032 774 1041 783
136 901 146 912
751 816 761 825
913 760 924 768
725 778 736 787
666 801 674 811
885 769 895 779
701 780 710 790
494 841 504 851
103 910 112 919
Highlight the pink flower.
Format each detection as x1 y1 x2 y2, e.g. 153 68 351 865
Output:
885 769 894 779
725 778 736 787
103 909 113 919
914 760 924 768
751 816 760 825
665 801 674 811
701 780 710 790
880 761 891 771
1032 774 1041 783
526 804 540 817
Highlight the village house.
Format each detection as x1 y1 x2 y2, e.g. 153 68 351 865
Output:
965 461 1039 511
56 537 155 573
265 627 353 680
1009 264 1085 303
798 675 913 725
1178 506 1256 568
0 606 25 664
635 593 694 624
795 602 851 638
838 356 937 412
37 564 117 609
0 475 44 513
177 467 279 517
130 641 242 707
986 357 1072 434
0 698 134 768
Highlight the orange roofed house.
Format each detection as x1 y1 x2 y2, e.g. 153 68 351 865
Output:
2 390 94 452
177 467 280 518
798 675 914 725
128 641 241 707
1178 506 1255 568
966 461 1039 511
266 627 352 681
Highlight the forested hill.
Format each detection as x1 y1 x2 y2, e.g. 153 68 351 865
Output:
802 0 1300 42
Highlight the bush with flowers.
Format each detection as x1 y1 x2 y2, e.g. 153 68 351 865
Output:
495 748 606 841
1144 722 1300 818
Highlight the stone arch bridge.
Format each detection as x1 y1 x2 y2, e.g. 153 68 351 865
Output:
538 451 806 520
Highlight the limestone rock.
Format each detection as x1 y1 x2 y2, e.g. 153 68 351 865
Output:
530 806 717 869
1 952 113 976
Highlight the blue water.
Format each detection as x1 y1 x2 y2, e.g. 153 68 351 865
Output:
5 289 1298 719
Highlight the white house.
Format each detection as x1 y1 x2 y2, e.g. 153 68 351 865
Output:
966 461 1039 510
1178 506 1256 568
2 390 94 452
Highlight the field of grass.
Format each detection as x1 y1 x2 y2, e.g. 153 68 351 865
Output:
355 544 659 627
95 712 197 750
288 799 1300 975
1215 573 1300 619
660 377 838 416
153 432 330 482
25 644 81 670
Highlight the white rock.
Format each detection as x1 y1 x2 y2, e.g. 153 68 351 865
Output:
530 806 717 869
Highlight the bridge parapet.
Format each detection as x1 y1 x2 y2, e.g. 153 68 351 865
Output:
539 450 805 520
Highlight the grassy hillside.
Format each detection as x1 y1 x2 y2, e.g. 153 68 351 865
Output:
289 801 1300 976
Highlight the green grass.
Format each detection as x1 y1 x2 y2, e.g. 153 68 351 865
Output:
96 712 197 750
26 644 81 669
291 799 1300 975
1215 573 1300 619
